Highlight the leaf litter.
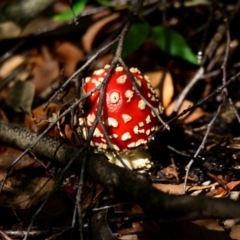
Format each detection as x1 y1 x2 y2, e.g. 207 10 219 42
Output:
1 1 240 239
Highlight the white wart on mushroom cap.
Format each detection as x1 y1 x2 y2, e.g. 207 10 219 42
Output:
79 65 159 153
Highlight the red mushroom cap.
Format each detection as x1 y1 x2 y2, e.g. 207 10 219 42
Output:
79 65 159 153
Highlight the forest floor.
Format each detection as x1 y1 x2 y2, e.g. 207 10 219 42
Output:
1 0 240 239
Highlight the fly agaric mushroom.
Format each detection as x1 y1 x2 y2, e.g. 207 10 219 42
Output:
79 65 160 153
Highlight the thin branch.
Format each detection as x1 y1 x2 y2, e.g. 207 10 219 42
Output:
182 102 223 194
68 0 78 25
3 228 67 239
166 71 240 126
228 97 240 124
167 145 191 158
43 38 119 110
23 149 84 240
119 58 170 130
79 2 144 169
76 154 87 240
173 67 204 114
0 230 13 240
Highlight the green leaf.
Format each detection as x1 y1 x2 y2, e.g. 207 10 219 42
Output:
122 22 149 58
53 0 87 21
152 26 198 65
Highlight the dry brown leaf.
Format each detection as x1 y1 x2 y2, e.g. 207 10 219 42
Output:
0 55 26 79
153 182 218 195
92 9 111 21
145 71 174 108
117 233 139 240
207 181 240 197
226 180 240 190
0 148 38 179
230 224 240 239
54 41 84 77
132 204 144 214
0 21 21 40
166 99 207 123
82 185 103 210
223 218 239 230
25 103 61 136
32 59 59 93
114 204 146 239
0 173 54 209
17 65 32 81
207 187 228 197
117 222 144 240
95 53 114 69
21 17 61 37
153 183 183 195
0 148 54 209
64 123 74 140
193 219 225 232
31 46 60 93
82 13 120 52
0 109 8 122
160 162 179 181
52 1 70 13
0 87 8 101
